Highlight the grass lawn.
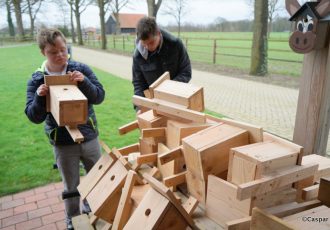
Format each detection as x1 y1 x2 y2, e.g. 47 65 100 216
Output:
0 44 139 196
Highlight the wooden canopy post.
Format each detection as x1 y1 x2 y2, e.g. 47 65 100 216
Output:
286 0 330 156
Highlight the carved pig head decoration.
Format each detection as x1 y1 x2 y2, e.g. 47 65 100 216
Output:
286 0 330 53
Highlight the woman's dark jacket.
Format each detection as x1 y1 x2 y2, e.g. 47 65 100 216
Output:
25 60 105 145
132 29 192 97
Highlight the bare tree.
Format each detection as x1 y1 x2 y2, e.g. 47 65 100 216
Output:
250 0 268 76
12 0 25 41
4 0 16 37
22 0 44 37
109 0 129 34
71 0 94 45
146 0 162 18
97 0 111 49
162 0 188 37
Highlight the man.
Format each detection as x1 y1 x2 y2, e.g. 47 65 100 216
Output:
132 17 191 111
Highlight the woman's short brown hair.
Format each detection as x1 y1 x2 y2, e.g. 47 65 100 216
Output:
37 28 66 50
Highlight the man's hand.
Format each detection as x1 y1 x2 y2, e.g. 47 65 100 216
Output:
37 84 49 96
68 71 84 82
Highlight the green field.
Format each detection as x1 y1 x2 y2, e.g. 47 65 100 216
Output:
84 32 303 76
0 44 140 196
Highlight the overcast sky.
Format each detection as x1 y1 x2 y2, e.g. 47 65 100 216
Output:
0 0 297 29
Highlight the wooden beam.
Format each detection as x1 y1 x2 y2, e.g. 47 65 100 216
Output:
250 207 295 230
318 177 330 206
225 217 251 230
158 146 183 165
136 153 158 165
133 96 206 123
302 184 319 201
163 171 187 188
65 126 84 143
141 127 166 138
112 170 137 230
182 196 198 216
237 164 318 200
117 143 140 156
118 120 139 135
149 71 170 98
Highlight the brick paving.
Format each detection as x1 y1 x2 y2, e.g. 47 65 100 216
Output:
0 183 66 230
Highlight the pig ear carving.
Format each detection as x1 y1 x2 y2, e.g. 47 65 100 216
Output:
316 0 330 18
286 0 301 16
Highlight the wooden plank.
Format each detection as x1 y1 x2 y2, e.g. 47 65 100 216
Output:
301 154 330 182
141 127 166 138
206 175 250 227
225 217 251 230
237 164 318 200
65 125 84 143
133 96 206 123
163 171 187 188
136 153 158 165
72 214 94 230
250 207 295 230
99 140 117 160
182 196 198 216
158 146 183 165
157 143 175 179
78 153 115 199
117 143 140 156
293 45 330 156
118 120 139 135
302 184 319 201
318 177 330 206
143 89 152 99
112 171 137 230
44 74 77 86
142 173 196 228
148 71 170 98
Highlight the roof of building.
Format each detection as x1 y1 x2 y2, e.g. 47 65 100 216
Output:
111 13 146 28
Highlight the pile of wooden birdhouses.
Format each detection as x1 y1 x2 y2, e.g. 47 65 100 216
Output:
73 72 330 230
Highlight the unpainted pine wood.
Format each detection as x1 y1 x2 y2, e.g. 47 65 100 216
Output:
123 188 171 230
136 153 158 165
302 184 319 201
118 120 139 135
158 146 183 165
318 177 330 206
206 175 250 228
148 71 170 98
142 173 196 228
49 85 87 126
301 154 330 182
139 137 157 155
182 196 198 216
86 160 128 223
65 125 84 143
137 110 167 129
72 214 94 230
236 164 318 200
78 153 116 199
153 79 205 112
225 217 251 230
163 171 187 188
156 204 189 230
133 96 206 123
44 74 77 86
157 143 175 179
117 143 140 156
112 171 137 230
250 207 295 230
141 127 166 138
293 46 330 156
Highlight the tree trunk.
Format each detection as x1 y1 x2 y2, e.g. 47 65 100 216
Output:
12 0 24 41
250 0 268 76
69 1 76 43
6 0 15 37
98 0 107 49
74 0 83 45
147 0 162 18
27 0 35 37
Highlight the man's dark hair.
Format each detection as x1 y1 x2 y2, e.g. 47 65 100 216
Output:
136 17 159 40
37 28 66 50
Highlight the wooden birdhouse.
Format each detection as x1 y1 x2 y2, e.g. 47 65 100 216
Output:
182 123 250 203
286 0 330 53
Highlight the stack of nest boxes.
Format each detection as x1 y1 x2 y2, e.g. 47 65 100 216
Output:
74 72 330 230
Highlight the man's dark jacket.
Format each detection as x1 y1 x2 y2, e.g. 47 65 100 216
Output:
25 60 105 145
132 29 192 97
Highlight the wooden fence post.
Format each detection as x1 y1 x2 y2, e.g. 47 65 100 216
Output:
213 39 217 64
123 36 125 51
113 36 116 49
